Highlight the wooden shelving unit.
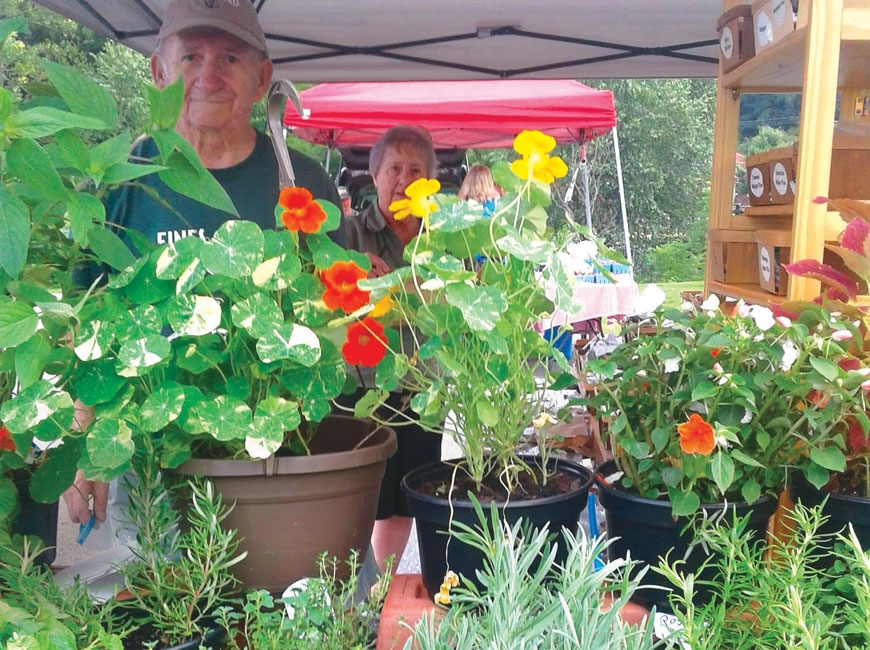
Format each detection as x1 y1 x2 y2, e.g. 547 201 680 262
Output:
705 0 870 304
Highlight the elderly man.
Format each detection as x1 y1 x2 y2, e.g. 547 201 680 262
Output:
65 0 344 526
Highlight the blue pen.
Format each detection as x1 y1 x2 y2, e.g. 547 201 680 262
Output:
587 492 604 570
77 513 96 545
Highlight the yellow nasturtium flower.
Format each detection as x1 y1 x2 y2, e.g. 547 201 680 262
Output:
389 178 441 222
370 292 396 318
510 129 569 184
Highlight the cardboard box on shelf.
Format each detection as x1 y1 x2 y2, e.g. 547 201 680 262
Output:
756 230 791 295
717 4 755 73
745 146 796 206
752 0 796 52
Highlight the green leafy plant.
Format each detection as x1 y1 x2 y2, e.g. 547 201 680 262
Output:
346 130 618 493
656 502 870 650
0 537 127 650
782 197 870 497
583 298 869 515
0 16 239 510
407 501 658 650
216 552 391 650
117 441 246 648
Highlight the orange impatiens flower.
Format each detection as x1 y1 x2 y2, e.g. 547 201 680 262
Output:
322 261 370 313
677 413 716 456
0 426 15 452
279 186 327 234
342 318 387 367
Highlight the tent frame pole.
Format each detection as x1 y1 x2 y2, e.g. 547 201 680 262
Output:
612 126 632 265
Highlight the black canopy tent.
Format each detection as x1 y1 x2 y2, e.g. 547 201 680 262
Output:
32 0 721 82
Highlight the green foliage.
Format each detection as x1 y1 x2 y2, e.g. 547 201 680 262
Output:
217 552 391 650
118 445 246 647
656 502 870 650
583 301 869 516
739 124 798 156
0 538 126 649
738 92 802 140
644 221 707 283
408 501 658 650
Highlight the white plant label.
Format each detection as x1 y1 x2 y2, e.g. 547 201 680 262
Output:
750 167 766 198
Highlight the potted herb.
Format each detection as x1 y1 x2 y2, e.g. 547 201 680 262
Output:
339 130 601 598
583 297 868 610
115 442 245 650
782 197 870 552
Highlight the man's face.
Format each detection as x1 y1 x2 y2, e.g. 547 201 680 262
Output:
152 29 272 134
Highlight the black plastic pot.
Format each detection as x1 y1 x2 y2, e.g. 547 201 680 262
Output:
402 455 594 599
11 470 58 566
596 460 778 613
788 472 870 565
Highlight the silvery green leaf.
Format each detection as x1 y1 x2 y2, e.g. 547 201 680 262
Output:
254 397 301 432
540 252 577 313
196 395 252 442
201 220 264 278
168 294 222 336
0 300 38 347
87 419 134 470
428 199 484 232
257 323 321 366
139 383 186 432
107 255 149 289
245 422 284 459
124 304 163 341
74 320 115 361
0 380 74 434
231 293 283 338
496 226 551 263
445 283 506 331
155 236 203 279
118 334 171 368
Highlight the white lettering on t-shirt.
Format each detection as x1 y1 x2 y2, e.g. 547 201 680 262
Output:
156 228 207 245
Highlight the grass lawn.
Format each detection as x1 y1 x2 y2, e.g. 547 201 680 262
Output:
640 280 704 309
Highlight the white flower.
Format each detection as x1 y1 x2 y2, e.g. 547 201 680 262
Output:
699 294 720 313
736 300 750 318
714 434 731 449
832 330 853 342
775 315 792 328
749 305 775 331
663 357 681 373
780 340 799 371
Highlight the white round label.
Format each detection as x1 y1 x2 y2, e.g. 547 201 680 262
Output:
759 245 772 282
756 11 773 47
749 167 766 198
720 26 734 60
773 0 788 27
772 162 789 196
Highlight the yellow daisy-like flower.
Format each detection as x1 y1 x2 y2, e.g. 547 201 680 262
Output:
510 129 569 185
388 178 441 221
370 292 396 318
444 570 460 588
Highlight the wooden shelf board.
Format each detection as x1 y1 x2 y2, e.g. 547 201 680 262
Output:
706 281 786 306
722 26 870 91
744 204 794 217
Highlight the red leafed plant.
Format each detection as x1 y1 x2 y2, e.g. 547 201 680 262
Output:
783 197 870 497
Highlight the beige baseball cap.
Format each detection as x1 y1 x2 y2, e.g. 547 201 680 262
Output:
158 0 268 55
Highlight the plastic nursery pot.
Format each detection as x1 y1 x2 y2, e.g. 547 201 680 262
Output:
119 621 225 650
10 470 58 567
596 460 778 614
402 455 594 600
788 472 870 567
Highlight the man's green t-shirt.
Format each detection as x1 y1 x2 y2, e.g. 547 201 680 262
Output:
78 132 343 285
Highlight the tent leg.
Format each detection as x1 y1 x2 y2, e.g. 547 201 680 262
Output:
582 160 592 233
612 126 632 265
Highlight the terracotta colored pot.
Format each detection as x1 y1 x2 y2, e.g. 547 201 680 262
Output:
175 415 396 593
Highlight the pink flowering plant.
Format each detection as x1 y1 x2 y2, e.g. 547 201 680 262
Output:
583 296 869 516
783 197 870 497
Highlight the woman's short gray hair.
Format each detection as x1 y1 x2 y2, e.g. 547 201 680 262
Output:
369 125 437 178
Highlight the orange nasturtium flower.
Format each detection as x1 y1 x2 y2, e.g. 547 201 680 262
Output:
342 318 387 367
510 129 569 185
677 413 716 456
0 426 15 452
322 261 370 313
388 178 441 222
278 186 327 233
710 347 722 358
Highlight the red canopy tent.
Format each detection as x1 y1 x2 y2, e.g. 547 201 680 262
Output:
283 79 616 150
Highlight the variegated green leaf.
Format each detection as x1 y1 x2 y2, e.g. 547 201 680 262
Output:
195 395 252 442
231 293 283 338
139 383 186 432
201 220 263 278
168 294 222 336
445 283 506 331
118 334 171 369
257 323 321 366
87 419 134 470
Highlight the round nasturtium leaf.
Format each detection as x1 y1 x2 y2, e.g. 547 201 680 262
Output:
87 418 135 470
201 220 264 279
139 383 186 432
168 294 222 336
194 395 252 442
256 323 321 366
118 334 171 369
74 319 115 361
231 293 283 338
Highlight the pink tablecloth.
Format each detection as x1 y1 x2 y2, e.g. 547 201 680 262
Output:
539 275 638 329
